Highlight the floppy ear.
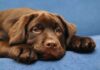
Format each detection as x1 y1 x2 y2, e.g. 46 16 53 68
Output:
56 15 76 45
8 13 37 45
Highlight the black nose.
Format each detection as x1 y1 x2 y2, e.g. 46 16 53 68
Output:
45 40 57 48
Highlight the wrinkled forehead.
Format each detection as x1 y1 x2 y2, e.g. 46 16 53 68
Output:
28 12 64 30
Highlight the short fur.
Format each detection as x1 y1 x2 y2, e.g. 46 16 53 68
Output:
0 8 96 64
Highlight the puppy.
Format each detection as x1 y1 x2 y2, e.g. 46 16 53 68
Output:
0 8 96 63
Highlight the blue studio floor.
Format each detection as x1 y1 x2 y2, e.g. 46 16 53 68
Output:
0 0 100 70
0 35 100 70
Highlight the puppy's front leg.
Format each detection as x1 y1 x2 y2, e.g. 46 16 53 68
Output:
0 30 8 41
0 42 38 64
0 41 11 57
68 35 96 53
9 44 38 63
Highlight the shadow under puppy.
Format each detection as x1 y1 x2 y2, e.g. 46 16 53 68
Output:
0 8 96 64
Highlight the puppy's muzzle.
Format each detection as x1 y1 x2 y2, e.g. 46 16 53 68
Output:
44 39 57 48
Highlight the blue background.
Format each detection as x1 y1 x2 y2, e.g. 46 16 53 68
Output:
0 0 100 36
0 1 100 70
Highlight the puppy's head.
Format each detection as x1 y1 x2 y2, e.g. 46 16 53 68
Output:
9 11 76 60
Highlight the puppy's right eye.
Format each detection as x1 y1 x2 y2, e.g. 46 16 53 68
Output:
32 24 43 34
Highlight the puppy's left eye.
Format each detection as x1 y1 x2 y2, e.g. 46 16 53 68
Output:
55 27 62 33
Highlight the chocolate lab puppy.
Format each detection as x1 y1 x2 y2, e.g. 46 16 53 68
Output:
0 8 96 63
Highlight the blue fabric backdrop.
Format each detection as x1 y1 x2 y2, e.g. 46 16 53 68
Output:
0 0 100 70
0 0 100 35
0 36 100 70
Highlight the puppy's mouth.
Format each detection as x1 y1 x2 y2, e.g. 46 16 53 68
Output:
33 46 65 60
37 52 65 60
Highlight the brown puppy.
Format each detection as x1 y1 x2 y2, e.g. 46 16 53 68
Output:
0 8 96 63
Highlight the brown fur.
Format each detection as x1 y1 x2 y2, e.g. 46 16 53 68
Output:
0 8 96 64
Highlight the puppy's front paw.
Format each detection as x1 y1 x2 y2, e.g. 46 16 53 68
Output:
69 36 96 52
9 45 37 64
80 37 96 51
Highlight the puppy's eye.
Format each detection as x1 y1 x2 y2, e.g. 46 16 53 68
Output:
55 27 62 33
55 26 62 35
32 24 43 33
